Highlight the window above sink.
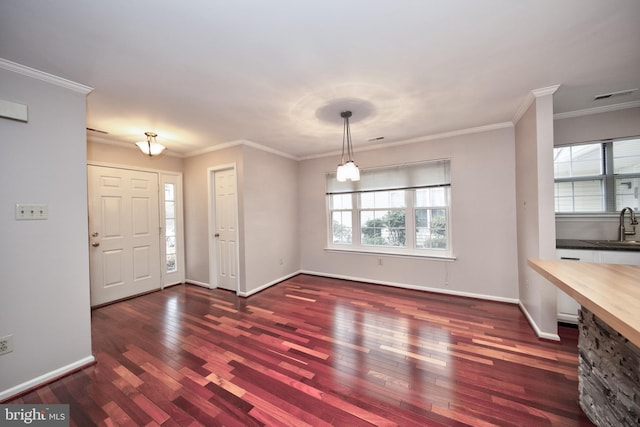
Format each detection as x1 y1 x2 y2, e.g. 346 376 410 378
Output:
554 137 640 215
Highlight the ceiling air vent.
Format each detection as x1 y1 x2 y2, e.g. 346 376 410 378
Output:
593 88 637 101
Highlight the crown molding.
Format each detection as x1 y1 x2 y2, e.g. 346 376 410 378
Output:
512 84 561 125
301 121 514 161
184 139 297 160
554 100 640 120
0 58 93 94
241 140 298 160
531 84 560 98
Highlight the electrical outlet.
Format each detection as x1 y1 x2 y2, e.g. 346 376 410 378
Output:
0 334 13 355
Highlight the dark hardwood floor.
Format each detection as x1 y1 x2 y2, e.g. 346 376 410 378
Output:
8 275 593 426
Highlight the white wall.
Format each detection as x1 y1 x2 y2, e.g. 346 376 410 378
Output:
0 64 94 399
183 145 245 287
554 107 640 240
242 146 299 295
298 126 520 302
182 144 299 295
515 91 558 340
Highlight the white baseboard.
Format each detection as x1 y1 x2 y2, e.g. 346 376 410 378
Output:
299 270 520 304
189 271 561 342
557 313 579 325
519 302 561 341
185 279 212 289
238 271 302 297
0 355 95 402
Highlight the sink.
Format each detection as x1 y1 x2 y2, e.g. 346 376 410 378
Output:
583 239 640 248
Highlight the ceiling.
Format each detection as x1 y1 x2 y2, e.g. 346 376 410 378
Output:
1 1 639 159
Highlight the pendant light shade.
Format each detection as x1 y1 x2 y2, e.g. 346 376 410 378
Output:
337 111 360 182
136 131 166 156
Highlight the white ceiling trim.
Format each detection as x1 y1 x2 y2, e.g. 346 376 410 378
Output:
184 139 297 160
0 58 93 95
512 85 561 125
301 122 514 161
554 100 640 120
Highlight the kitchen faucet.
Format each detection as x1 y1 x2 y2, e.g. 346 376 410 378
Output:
618 207 638 242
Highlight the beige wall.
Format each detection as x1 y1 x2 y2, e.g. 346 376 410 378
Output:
242 146 299 294
182 144 299 295
298 126 520 302
183 145 245 287
0 65 93 399
554 106 640 146
515 92 558 340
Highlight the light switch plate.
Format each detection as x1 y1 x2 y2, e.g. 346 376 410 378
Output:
16 203 48 220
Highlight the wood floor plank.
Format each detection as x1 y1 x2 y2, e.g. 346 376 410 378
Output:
4 274 593 425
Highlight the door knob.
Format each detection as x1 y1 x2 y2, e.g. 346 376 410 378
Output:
91 242 100 247
214 233 220 237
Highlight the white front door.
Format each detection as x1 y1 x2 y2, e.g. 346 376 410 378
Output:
88 165 161 306
212 167 238 291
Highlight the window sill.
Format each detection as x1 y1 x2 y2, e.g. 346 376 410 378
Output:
324 247 456 261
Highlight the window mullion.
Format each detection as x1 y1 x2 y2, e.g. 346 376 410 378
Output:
352 192 361 246
604 141 616 211
405 190 415 249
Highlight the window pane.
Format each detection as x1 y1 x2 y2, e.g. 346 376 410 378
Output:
164 183 174 201
361 190 405 209
416 187 448 207
165 201 175 219
332 211 352 244
164 183 177 274
165 219 176 237
613 138 640 174
361 210 405 247
388 191 405 208
555 180 604 212
615 177 640 211
166 236 176 255
331 194 352 210
554 182 574 212
416 209 447 249
166 254 177 273
573 181 604 212
554 143 602 178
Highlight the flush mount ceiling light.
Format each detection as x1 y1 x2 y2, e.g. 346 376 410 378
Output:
136 131 166 157
336 111 360 182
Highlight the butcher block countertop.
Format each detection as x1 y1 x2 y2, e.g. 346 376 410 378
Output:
528 259 640 348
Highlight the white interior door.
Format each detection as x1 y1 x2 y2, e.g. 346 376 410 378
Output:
88 165 161 306
212 167 238 291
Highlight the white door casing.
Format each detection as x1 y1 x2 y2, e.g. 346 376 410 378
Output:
209 166 239 291
88 165 161 306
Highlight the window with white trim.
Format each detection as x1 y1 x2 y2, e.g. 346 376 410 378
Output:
327 160 452 257
554 137 640 213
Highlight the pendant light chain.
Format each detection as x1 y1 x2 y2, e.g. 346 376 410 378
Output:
336 110 360 182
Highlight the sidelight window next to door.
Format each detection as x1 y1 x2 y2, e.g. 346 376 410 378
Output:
164 183 177 274
160 172 184 287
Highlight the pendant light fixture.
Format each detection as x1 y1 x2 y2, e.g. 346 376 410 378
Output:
336 111 360 182
136 131 166 157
